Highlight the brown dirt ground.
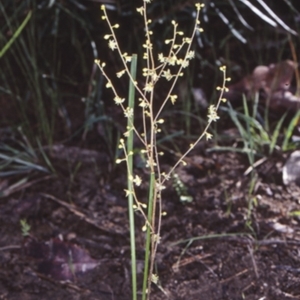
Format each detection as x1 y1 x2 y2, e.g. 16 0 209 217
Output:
1 141 300 300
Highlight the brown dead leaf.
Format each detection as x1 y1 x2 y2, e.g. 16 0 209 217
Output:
224 60 300 111
24 237 99 281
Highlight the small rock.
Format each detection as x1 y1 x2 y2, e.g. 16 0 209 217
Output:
282 151 300 186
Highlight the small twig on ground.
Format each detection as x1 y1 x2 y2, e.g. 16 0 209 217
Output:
40 193 126 236
247 244 259 279
0 245 21 251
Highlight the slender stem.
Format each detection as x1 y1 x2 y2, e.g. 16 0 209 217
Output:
142 172 155 300
163 67 227 183
154 8 201 122
127 54 137 300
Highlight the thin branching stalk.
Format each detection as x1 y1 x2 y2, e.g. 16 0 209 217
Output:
162 66 228 182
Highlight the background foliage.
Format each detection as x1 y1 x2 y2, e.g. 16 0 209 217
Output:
0 0 299 146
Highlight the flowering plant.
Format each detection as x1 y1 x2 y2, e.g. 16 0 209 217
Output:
95 1 228 299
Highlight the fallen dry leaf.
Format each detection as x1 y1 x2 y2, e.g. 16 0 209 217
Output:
224 60 300 111
24 237 99 281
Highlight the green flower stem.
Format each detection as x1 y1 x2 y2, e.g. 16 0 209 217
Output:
127 54 137 300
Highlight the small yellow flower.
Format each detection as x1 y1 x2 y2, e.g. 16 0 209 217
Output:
156 182 166 191
124 107 133 118
151 71 158 82
205 132 213 140
144 82 154 92
183 37 191 44
143 40 153 50
122 53 132 62
219 65 226 72
186 50 195 60
195 3 205 11
140 202 147 209
165 39 173 45
163 173 170 180
114 96 125 105
116 70 126 78
139 98 148 108
207 105 219 122
180 160 187 166
124 189 133 197
136 7 144 15
162 69 173 81
108 39 117 50
133 175 142 186
166 55 177 66
181 60 189 68
144 110 151 117
142 68 151 77
170 95 177 104
151 274 159 284
158 53 165 63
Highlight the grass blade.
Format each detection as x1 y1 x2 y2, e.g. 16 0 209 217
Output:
282 110 300 151
269 112 286 154
0 10 32 58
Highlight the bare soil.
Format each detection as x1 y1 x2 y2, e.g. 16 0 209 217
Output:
1 139 300 300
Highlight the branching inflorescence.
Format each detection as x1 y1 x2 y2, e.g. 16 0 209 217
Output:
95 1 229 299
